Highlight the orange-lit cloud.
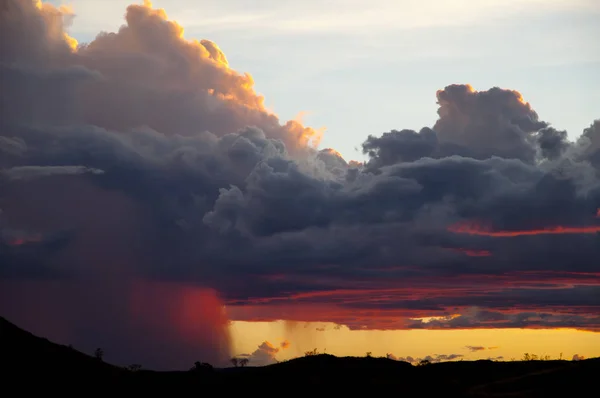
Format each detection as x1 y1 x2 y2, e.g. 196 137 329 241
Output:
448 220 600 237
238 340 290 366
225 269 600 331
32 1 78 50
227 302 600 332
445 247 492 257
320 147 344 159
233 270 600 308
5 0 323 155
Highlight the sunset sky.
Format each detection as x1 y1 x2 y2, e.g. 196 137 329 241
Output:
0 0 599 370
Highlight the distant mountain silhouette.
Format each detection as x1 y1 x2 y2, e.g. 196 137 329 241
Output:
1 315 596 395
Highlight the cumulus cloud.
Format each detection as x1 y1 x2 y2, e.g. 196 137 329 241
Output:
578 120 600 167
239 340 290 366
1 0 600 369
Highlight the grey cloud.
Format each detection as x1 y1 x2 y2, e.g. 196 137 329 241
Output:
465 346 486 352
362 128 438 168
577 120 600 167
315 148 349 178
2 165 104 180
433 84 548 163
0 136 27 157
536 127 569 160
0 0 76 64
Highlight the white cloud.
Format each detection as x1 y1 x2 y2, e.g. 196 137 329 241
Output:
238 340 291 366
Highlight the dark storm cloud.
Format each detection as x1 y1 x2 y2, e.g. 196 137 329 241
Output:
407 309 600 332
1 0 600 369
536 127 570 160
362 128 438 168
1 165 104 180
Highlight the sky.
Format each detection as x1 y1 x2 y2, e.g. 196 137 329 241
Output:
0 0 599 369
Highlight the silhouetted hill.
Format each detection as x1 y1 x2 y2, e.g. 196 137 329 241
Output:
0 316 126 380
0 316 596 395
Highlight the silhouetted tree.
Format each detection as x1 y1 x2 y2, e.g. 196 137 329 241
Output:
190 361 213 372
366 352 372 358
522 353 538 361
231 357 239 367
418 359 431 366
128 364 142 372
94 348 104 361
239 358 249 367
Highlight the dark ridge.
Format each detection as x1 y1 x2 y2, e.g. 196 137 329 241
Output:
0 316 126 378
1 315 596 395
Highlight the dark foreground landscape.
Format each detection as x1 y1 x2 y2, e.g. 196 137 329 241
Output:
1 316 596 396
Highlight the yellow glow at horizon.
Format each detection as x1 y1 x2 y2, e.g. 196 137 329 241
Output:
410 314 461 323
229 321 600 362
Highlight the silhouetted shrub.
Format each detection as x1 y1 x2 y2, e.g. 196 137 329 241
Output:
522 353 551 361
305 348 319 356
94 348 104 361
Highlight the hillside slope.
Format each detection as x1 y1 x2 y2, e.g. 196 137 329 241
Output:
0 316 126 380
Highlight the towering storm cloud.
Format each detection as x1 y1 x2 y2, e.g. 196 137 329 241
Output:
1 0 599 369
